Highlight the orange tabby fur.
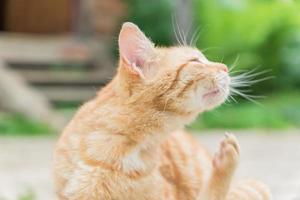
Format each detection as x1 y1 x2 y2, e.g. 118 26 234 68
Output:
53 22 271 200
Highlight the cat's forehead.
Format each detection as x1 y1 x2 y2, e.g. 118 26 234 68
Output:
173 46 204 57
156 46 208 68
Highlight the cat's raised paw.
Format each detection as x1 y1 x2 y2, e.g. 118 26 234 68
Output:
212 133 240 174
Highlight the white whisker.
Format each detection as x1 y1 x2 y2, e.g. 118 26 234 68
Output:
232 69 271 80
183 21 194 46
172 16 183 46
228 64 274 105
174 17 186 45
189 26 202 46
229 55 240 72
228 94 238 103
230 88 263 105
191 27 203 47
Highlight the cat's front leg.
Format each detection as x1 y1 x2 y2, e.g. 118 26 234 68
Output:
199 133 240 200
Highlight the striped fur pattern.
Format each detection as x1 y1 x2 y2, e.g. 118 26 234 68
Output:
227 180 272 200
53 22 271 200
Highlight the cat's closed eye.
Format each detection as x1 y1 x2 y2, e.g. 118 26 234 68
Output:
189 58 201 63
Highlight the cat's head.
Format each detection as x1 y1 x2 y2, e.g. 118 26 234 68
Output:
116 22 230 116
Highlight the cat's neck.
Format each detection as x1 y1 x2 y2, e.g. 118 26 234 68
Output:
75 91 193 177
101 102 184 142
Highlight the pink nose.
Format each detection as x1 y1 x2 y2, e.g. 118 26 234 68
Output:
219 64 228 73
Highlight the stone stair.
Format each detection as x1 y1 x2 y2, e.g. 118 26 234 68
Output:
0 33 114 105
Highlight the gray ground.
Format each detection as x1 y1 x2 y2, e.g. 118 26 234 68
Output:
0 130 299 200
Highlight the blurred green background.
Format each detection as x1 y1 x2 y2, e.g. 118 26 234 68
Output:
1 0 300 136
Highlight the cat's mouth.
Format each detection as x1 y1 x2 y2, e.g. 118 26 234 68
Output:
203 89 220 98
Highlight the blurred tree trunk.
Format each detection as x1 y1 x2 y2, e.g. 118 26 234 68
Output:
76 0 126 38
0 60 66 132
75 0 126 74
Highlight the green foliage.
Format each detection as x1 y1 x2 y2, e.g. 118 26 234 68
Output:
0 113 52 135
0 190 35 200
18 190 35 200
126 0 175 45
192 0 300 92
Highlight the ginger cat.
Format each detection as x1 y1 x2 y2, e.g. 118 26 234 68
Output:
53 22 271 200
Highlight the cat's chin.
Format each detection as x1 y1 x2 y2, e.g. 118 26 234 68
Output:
202 89 221 99
201 90 228 111
183 89 228 115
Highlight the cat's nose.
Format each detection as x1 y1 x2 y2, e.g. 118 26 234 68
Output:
217 63 228 73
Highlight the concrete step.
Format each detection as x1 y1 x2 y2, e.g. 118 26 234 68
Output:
14 69 112 86
0 33 91 63
0 33 115 104
35 85 99 103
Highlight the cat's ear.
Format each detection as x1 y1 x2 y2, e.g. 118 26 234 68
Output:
118 22 155 78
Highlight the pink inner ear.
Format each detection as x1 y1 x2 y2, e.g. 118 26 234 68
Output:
119 23 152 70
120 34 144 67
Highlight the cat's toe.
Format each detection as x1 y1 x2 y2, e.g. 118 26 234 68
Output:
212 133 240 174
224 132 240 155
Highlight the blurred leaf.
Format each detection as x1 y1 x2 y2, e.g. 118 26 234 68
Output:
0 113 52 135
126 0 175 45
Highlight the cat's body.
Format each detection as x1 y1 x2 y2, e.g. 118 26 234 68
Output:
53 22 271 200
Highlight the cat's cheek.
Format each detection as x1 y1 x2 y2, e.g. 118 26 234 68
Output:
186 87 208 112
181 91 204 113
